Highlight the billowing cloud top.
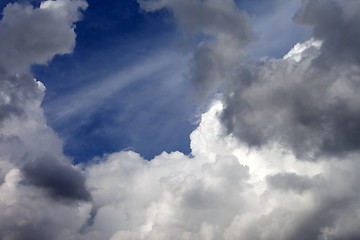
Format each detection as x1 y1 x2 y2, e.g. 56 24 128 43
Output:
2 0 360 240
0 0 87 75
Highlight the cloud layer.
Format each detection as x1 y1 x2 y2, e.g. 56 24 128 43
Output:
2 0 360 240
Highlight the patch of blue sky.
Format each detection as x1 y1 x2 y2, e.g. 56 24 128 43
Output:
41 50 193 163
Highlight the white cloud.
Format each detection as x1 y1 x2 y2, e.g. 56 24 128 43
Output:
0 0 87 75
283 38 322 62
78 95 360 240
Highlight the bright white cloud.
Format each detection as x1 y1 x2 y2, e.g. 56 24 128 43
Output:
283 38 322 62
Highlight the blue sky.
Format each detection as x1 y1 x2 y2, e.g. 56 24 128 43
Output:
32 0 310 163
33 0 193 162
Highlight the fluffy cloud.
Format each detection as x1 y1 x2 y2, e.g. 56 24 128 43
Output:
0 0 87 75
0 1 90 239
79 100 360 240
81 103 251 240
222 0 360 159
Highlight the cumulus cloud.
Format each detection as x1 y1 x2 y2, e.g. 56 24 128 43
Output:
0 0 90 239
0 0 87 75
222 0 360 158
81 105 251 239
75 101 360 240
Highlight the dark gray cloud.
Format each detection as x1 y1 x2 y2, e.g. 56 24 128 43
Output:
221 0 360 159
294 0 360 67
22 156 91 202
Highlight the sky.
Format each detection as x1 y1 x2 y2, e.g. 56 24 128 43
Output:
2 0 360 239
32 0 310 163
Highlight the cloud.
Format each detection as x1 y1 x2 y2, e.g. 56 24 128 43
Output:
266 172 320 193
77 101 360 240
80 103 252 240
0 168 91 240
0 0 87 75
293 0 360 67
0 1 90 239
2 0 360 240
138 0 254 99
22 155 91 202
221 0 360 159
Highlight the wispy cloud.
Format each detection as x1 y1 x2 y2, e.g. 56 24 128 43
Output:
44 50 187 124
